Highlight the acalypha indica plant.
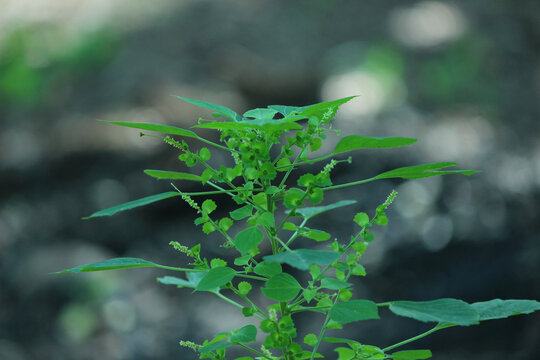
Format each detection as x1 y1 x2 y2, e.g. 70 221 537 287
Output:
57 96 540 360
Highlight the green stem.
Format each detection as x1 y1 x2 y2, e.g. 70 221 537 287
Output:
382 324 453 352
237 343 273 360
196 135 234 152
214 291 265 321
322 177 375 191
279 145 308 188
155 265 205 272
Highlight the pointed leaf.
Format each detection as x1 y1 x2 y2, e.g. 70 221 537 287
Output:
391 350 432 359
55 257 157 273
268 105 307 116
330 300 380 323
264 249 340 271
83 191 179 219
390 299 479 326
253 261 282 278
195 118 302 132
175 96 240 121
243 108 278 119
374 162 477 180
234 227 264 255
99 120 198 138
293 200 357 220
230 325 257 343
144 170 202 181
299 96 356 122
334 135 417 154
262 273 302 302
195 267 236 291
471 299 540 321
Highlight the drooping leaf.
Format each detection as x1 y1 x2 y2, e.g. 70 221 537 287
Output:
83 191 179 219
373 162 477 181
234 227 264 255
195 118 302 132
99 120 198 138
243 108 278 120
195 267 236 291
334 135 417 154
471 299 540 321
230 325 257 343
391 350 432 359
157 272 206 289
294 200 357 220
253 261 282 278
55 257 156 273
144 169 202 181
330 300 380 323
262 273 302 302
175 96 241 121
264 249 340 271
389 299 479 326
268 105 307 116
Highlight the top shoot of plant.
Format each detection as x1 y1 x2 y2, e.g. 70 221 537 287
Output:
57 96 540 360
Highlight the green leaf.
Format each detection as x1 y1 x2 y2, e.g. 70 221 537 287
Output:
157 272 206 289
373 162 477 181
284 188 306 209
199 341 232 353
304 333 318 347
243 108 278 119
294 200 357 220
234 227 264 255
330 300 380 323
253 261 282 278
175 96 240 121
199 147 211 162
303 229 331 242
264 249 341 271
144 169 202 181
202 199 217 214
334 347 355 360
334 135 417 154
83 191 179 219
195 267 236 291
195 118 302 132
268 104 307 116
230 325 257 343
262 273 302 302
353 212 370 227
391 350 432 359
322 337 360 345
299 96 356 123
256 212 275 227
230 205 253 220
320 277 352 290
471 299 540 321
99 120 198 138
55 257 156 273
389 299 479 326
237 281 252 295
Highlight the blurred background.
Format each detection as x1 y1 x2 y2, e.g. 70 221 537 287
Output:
0 0 539 359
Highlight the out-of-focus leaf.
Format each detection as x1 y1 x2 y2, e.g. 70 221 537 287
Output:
99 120 198 138
83 192 179 219
55 257 156 273
175 96 241 121
334 135 417 154
471 299 540 321
389 299 479 326
144 170 202 181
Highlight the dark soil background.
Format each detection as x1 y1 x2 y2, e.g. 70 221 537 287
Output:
1 1 539 359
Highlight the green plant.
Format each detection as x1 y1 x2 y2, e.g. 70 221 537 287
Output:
57 96 540 360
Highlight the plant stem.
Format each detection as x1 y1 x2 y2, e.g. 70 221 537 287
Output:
322 177 374 191
214 291 265 321
237 343 273 360
382 324 452 352
155 265 206 272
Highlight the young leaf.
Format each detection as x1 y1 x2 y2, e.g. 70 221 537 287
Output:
175 96 241 121
294 200 357 220
320 277 352 290
264 249 341 271
144 170 202 181
389 299 479 326
234 227 264 255
195 267 236 291
330 300 380 323
471 299 540 321
230 325 257 343
202 199 217 214
230 205 253 220
83 191 179 219
333 135 417 154
243 108 278 120
253 261 282 278
261 273 302 302
391 350 432 359
373 162 477 181
55 257 156 273
99 120 198 138
353 212 370 227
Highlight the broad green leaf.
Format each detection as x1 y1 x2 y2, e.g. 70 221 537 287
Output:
256 212 275 227
230 325 257 343
83 191 179 219
175 96 240 121
353 212 370 227
471 299 540 321
55 257 156 273
264 249 341 271
99 120 198 138
268 105 307 116
334 135 417 154
303 229 331 242
299 96 357 123
294 200 357 220
144 169 202 181
320 277 352 290
243 108 278 119
199 341 232 353
202 199 217 214
253 261 282 278
373 162 477 181
230 205 253 220
234 227 264 255
157 272 206 289
262 273 302 302
195 118 302 132
335 347 355 360
195 267 236 291
389 299 479 326
330 300 380 323
391 350 432 359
